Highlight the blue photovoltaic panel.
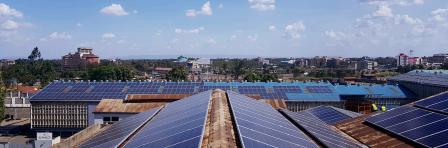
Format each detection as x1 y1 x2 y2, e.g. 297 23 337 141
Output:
415 92 448 114
227 91 319 148
305 86 333 93
123 90 212 148
306 106 352 125
79 107 161 148
365 106 448 148
282 110 363 148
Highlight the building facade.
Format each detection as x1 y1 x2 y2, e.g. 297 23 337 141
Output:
5 85 39 119
62 48 100 70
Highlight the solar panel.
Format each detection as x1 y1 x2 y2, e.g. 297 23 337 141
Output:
365 106 448 148
415 92 448 114
306 106 352 125
227 91 319 148
123 90 212 148
79 107 161 148
282 110 364 148
305 86 333 93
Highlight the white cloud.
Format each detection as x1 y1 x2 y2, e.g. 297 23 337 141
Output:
0 3 23 18
248 0 275 11
430 9 448 22
283 21 306 39
174 27 205 34
230 35 237 40
185 1 212 17
102 33 116 39
49 32 72 40
394 14 421 25
207 38 216 44
324 30 346 40
100 4 129 16
361 0 424 6
248 34 258 42
1 20 19 30
268 25 276 31
373 4 393 17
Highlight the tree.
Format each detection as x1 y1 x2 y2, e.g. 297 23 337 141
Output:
0 71 5 120
88 65 133 80
231 59 246 79
167 67 187 81
28 47 41 61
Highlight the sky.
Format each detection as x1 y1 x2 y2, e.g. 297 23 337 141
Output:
0 0 448 59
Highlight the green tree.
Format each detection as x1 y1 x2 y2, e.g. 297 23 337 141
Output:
28 47 41 61
88 65 134 80
0 71 5 120
167 67 187 81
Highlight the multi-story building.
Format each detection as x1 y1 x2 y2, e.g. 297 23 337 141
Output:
4 85 39 119
397 53 409 66
429 53 448 64
62 48 100 70
359 60 377 70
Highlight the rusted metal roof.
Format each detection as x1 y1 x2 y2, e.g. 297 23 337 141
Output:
242 94 262 100
16 85 39 94
335 114 413 148
94 99 165 113
260 99 287 109
126 94 192 102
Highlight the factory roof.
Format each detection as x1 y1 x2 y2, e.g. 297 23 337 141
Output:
30 81 411 102
389 70 448 88
76 89 448 148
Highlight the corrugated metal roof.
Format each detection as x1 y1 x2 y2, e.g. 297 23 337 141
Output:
94 99 165 113
126 94 192 102
335 115 413 148
389 70 448 88
260 99 287 109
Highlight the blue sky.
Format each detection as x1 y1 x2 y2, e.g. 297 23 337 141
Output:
0 0 448 59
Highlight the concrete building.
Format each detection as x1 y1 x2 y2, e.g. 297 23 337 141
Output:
359 60 377 70
397 53 409 66
4 85 39 119
430 53 448 64
62 48 100 70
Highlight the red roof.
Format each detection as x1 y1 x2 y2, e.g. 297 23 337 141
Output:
17 85 39 94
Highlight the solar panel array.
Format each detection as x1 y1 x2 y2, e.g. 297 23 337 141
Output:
389 71 448 87
227 91 319 148
366 105 448 148
79 107 161 148
123 90 212 148
415 92 448 114
31 81 407 101
305 106 356 125
282 110 363 148
305 86 334 93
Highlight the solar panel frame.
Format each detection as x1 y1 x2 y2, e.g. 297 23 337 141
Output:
365 106 448 148
79 107 161 148
227 91 319 148
282 110 363 148
415 92 448 115
122 90 212 148
306 106 352 125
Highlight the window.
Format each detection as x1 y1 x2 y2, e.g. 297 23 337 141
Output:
103 117 111 122
111 117 119 121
